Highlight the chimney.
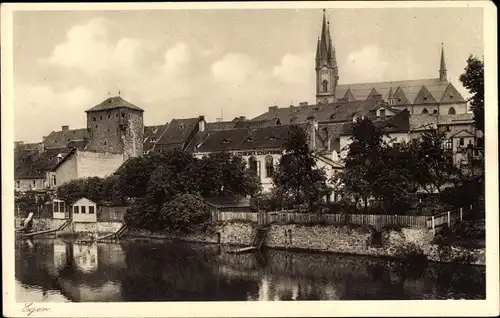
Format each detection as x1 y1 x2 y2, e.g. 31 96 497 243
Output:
56 153 63 163
307 115 317 150
323 127 331 152
269 106 278 112
299 101 309 107
198 115 206 132
62 125 69 132
38 142 44 154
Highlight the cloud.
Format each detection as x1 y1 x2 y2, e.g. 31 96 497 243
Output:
162 42 191 75
341 45 390 83
14 84 94 142
46 18 141 74
211 53 258 83
273 53 314 84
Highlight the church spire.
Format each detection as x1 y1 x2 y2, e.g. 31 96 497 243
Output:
315 9 339 104
439 43 447 81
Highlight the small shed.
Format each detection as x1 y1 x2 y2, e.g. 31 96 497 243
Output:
53 198 69 219
72 197 97 223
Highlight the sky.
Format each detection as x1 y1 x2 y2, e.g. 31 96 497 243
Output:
12 7 483 142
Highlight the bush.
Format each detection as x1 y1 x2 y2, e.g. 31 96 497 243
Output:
124 198 163 231
160 193 210 233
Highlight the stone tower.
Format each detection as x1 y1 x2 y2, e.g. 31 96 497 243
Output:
85 96 144 161
315 9 339 105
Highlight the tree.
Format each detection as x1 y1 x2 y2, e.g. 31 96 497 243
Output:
336 118 386 209
160 193 210 233
459 55 484 132
272 125 327 210
408 129 461 196
198 152 261 197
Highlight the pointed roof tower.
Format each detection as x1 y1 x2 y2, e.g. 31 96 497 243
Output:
439 43 447 81
319 9 329 63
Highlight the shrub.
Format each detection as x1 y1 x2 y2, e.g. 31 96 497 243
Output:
160 193 210 233
124 198 163 231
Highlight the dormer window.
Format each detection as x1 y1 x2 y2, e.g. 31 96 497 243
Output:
449 94 454 99
246 137 254 143
151 138 156 143
267 136 278 141
179 124 185 130
221 139 231 144
313 107 319 112
423 95 428 101
330 114 336 120
398 98 402 102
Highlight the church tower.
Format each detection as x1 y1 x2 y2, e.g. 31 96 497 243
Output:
439 43 447 81
315 9 339 104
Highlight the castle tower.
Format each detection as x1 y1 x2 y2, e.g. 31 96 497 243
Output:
439 43 447 81
315 9 339 104
85 96 144 160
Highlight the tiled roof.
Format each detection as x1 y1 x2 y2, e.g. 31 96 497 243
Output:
336 78 464 105
252 100 379 124
318 122 345 152
43 128 89 150
143 124 166 153
206 119 277 131
410 113 473 131
85 96 144 113
14 148 68 179
340 109 410 136
195 124 312 153
155 118 199 150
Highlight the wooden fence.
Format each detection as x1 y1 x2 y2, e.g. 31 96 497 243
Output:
426 205 472 230
215 205 474 229
215 210 428 228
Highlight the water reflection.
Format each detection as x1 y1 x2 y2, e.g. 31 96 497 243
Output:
15 238 485 302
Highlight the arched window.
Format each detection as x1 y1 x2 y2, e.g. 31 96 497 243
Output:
248 156 258 176
322 80 328 92
422 108 429 115
265 155 274 178
448 107 456 115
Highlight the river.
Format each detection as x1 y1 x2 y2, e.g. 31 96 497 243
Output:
15 238 485 302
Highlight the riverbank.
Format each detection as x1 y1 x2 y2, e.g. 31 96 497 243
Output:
15 217 484 266
122 220 485 266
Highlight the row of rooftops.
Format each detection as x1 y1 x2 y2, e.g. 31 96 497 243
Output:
14 95 473 180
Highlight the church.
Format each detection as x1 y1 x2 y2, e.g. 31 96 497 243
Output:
313 9 467 115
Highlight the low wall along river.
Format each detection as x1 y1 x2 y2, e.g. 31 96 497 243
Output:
16 217 484 266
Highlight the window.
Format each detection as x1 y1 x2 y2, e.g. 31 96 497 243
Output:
433 109 438 114
248 156 258 176
104 140 107 145
422 108 429 115
151 138 156 143
54 202 59 213
221 139 231 144
93 116 96 121
116 113 119 118
16 181 20 188
89 206 95 214
100 116 103 120
32 180 36 187
445 139 453 150
459 138 464 146
322 80 328 93
108 114 111 119
95 125 98 128
59 202 65 213
73 206 79 214
448 107 456 115
379 109 386 119
265 155 274 178
246 137 254 143
179 123 185 130
81 206 86 214
52 175 57 186
393 142 401 148
121 112 126 118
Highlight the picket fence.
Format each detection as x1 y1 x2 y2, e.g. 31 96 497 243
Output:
215 211 428 228
215 205 473 229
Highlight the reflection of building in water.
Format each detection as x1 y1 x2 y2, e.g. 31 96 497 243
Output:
98 243 126 270
72 243 98 273
53 240 68 271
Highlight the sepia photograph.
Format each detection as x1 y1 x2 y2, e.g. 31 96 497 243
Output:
2 1 498 317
